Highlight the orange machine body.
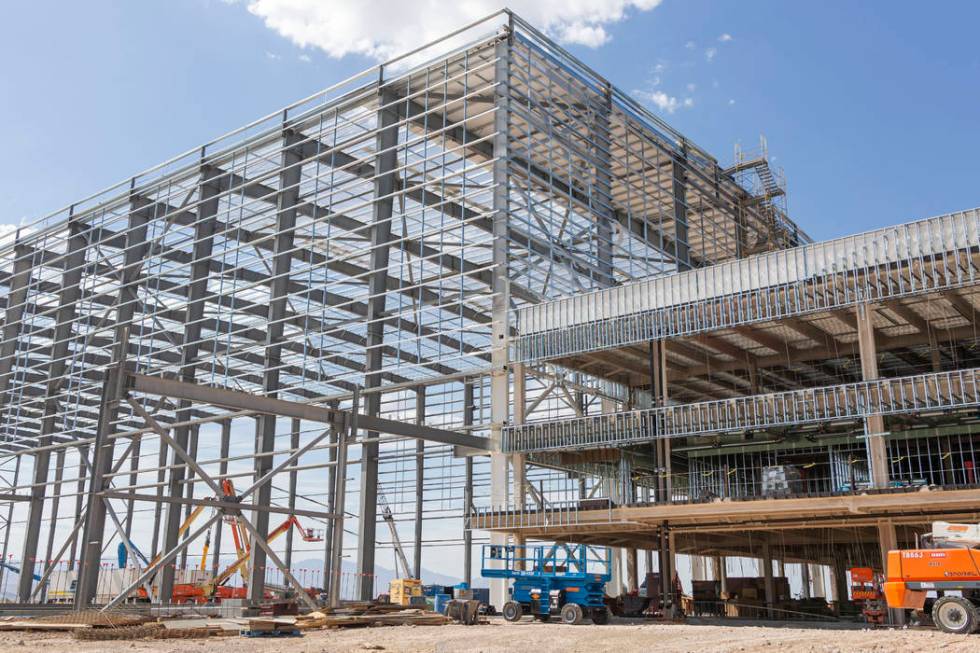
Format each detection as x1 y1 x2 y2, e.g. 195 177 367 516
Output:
883 549 980 610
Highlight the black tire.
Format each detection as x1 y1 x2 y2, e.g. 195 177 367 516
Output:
561 602 584 625
591 607 609 624
502 600 524 622
533 613 551 622
932 596 979 635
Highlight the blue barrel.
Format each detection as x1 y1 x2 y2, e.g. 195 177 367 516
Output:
433 593 452 614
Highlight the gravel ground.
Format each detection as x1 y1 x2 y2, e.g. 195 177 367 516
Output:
0 617 974 653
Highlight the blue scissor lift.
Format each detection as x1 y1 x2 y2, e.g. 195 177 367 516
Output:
481 543 611 624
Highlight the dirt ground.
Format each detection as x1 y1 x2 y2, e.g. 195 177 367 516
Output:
0 618 974 653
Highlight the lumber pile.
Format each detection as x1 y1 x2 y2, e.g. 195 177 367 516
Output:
320 607 451 628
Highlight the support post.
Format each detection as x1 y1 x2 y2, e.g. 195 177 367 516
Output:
284 418 301 571
462 383 475 586
671 156 691 271
248 130 304 605
488 32 512 612
857 303 889 487
413 388 425 579
357 84 402 601
210 420 231 578
877 520 905 625
762 541 775 619
159 165 222 603
20 222 87 603
328 391 356 607
322 401 339 596
179 424 200 570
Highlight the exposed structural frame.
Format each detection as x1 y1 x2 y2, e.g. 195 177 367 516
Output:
0 8 816 610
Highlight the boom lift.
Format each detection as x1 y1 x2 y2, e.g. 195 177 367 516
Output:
482 543 611 625
380 492 422 605
884 522 980 634
137 479 322 604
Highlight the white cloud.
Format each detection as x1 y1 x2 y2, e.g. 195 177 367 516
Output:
634 89 679 113
265 51 281 60
728 98 736 105
298 53 312 63
704 47 717 62
239 0 663 61
684 40 696 50
634 88 694 114
718 33 733 42
686 82 696 92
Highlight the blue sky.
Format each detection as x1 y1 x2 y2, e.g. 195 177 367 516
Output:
1 0 978 241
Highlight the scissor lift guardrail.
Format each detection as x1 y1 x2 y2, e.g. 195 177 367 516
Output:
503 367 980 453
514 209 980 363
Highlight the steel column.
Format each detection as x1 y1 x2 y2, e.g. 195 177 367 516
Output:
210 419 231 578
462 382 474 586
249 130 304 604
357 84 402 601
413 388 425 579
158 165 222 603
285 417 300 571
488 31 512 612
18 221 87 602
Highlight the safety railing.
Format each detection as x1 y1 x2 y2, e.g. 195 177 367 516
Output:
514 209 980 362
469 498 615 531
503 367 980 453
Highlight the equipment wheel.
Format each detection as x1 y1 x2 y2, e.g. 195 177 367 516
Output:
932 596 979 634
533 613 550 622
560 602 584 625
591 607 609 624
502 600 524 622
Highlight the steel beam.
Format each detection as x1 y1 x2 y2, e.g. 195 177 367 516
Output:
125 372 488 451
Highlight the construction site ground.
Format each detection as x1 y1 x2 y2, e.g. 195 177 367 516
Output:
0 617 972 653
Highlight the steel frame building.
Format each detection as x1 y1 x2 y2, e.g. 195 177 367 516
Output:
0 10 974 617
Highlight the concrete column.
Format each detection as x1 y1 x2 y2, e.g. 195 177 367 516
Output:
810 564 826 598
626 549 639 592
762 542 775 619
800 563 812 599
713 556 727 594
856 304 889 487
